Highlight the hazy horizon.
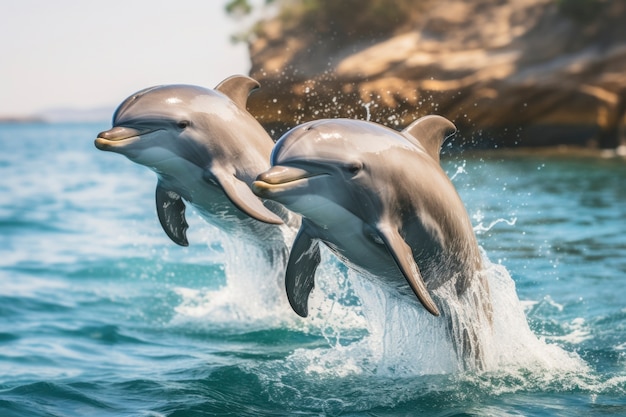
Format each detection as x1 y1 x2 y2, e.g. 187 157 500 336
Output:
1 1 254 118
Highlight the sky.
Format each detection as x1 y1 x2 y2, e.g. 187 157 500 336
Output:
0 0 254 117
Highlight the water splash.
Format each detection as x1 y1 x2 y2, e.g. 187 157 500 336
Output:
171 229 586 370
361 101 373 121
169 230 366 334
169 226 293 330
473 212 518 234
449 160 467 181
277 250 583 375
237 249 597 412
167 222 595 409
478 255 583 372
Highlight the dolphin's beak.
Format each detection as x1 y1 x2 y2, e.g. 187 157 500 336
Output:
256 166 311 184
94 126 153 150
252 166 312 197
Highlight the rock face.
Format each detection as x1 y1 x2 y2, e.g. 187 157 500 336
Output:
246 0 626 148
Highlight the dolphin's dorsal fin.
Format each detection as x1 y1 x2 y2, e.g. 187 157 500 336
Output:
376 221 440 316
156 182 189 246
285 220 321 317
401 115 456 163
214 75 260 109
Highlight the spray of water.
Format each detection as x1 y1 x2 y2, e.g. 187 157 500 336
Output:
361 101 373 122
169 223 293 330
170 222 584 376
231 247 596 412
169 225 366 334
163 159 591 406
273 249 583 376
474 216 518 234
157 212 613 412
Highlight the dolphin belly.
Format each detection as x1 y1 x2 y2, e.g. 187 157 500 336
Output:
302 199 415 302
153 157 273 238
325 239 417 302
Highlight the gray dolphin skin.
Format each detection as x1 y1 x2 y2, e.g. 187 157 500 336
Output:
252 116 487 318
95 75 293 247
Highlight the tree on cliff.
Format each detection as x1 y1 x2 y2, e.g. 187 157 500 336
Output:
226 0 421 44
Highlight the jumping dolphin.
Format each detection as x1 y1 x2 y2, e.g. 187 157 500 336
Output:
252 116 488 318
95 75 295 247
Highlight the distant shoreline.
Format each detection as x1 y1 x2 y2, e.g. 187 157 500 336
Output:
0 116 48 124
0 105 115 125
0 118 111 125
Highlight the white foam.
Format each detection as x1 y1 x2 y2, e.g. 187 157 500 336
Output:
277 249 587 379
472 212 518 234
478 257 584 372
547 317 593 345
170 235 293 330
170 230 586 377
169 229 366 333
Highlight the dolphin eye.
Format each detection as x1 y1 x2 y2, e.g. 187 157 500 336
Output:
177 120 190 129
346 161 363 176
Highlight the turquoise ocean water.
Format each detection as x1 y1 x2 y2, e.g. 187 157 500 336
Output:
0 122 625 416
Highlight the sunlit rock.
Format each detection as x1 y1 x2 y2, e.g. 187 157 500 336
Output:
245 0 626 149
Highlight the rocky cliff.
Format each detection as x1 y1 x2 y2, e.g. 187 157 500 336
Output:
244 0 626 149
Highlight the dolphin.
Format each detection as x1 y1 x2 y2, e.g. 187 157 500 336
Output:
95 75 295 248
252 116 488 318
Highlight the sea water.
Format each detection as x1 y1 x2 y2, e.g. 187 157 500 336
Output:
0 122 625 416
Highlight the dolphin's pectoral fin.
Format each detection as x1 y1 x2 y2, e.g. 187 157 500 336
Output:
285 221 321 317
401 115 457 163
155 183 189 246
214 75 260 109
204 169 284 225
376 222 440 316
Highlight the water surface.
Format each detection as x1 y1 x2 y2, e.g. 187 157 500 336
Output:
0 123 624 416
